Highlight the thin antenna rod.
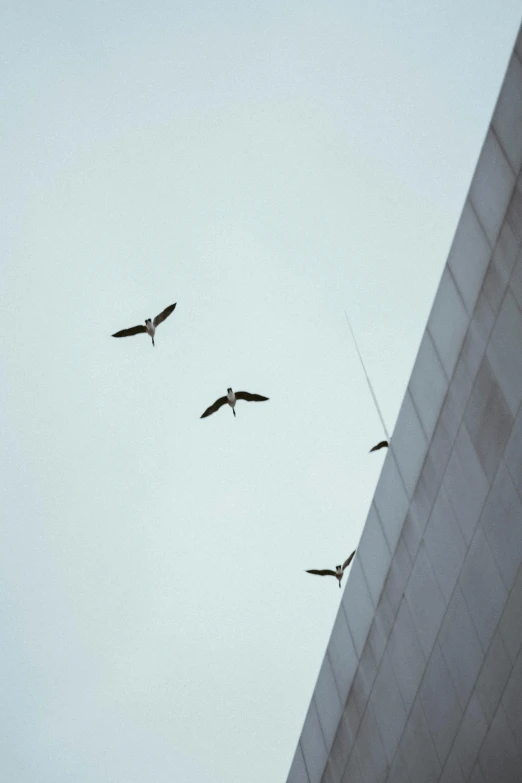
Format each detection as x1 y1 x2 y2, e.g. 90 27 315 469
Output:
344 310 390 440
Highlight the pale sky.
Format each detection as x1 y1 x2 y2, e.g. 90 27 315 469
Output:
1 2 521 781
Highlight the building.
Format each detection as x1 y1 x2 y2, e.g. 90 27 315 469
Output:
287 21 522 783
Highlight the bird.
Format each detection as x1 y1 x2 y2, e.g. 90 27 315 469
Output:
112 303 177 346
200 388 269 419
369 440 389 453
306 550 356 588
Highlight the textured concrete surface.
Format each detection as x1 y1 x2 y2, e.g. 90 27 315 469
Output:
287 21 522 783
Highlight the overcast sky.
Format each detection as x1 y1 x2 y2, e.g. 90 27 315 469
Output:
1 2 521 781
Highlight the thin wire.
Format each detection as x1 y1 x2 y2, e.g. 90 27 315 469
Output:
344 310 390 440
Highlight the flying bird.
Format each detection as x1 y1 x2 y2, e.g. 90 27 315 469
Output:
200 387 269 419
306 550 356 588
112 303 177 346
369 440 389 453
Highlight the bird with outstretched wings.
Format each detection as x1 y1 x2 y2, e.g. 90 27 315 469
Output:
306 550 356 588
200 388 269 419
112 302 176 346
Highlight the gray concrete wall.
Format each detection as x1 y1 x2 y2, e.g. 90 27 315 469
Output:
287 23 522 783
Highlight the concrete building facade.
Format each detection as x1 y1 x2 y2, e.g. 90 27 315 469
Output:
287 22 522 783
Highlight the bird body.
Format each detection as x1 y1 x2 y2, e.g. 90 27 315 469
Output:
145 319 155 345
112 303 176 347
306 550 356 588
227 388 236 415
201 388 269 419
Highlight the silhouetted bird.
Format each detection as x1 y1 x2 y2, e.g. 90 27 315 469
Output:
200 388 269 419
306 550 356 588
112 303 176 346
369 440 389 453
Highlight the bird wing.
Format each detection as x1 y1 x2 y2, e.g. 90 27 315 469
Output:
234 391 269 402
112 325 148 338
200 396 228 418
369 440 389 452
342 550 356 571
153 303 177 327
306 569 337 577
